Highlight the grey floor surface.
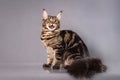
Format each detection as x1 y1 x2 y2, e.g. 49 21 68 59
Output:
0 64 119 80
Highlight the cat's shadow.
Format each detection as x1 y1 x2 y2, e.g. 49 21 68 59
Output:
43 68 93 80
43 67 67 73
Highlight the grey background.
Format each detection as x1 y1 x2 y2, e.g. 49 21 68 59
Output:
0 0 120 80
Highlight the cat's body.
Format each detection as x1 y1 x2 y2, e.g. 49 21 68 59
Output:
41 29 89 68
40 9 107 78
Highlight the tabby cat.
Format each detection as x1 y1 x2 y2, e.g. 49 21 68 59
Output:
40 9 107 78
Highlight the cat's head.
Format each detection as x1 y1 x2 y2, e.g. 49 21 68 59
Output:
42 9 62 31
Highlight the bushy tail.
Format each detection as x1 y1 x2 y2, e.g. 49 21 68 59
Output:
66 57 107 78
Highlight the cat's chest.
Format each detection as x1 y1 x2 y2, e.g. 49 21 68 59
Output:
41 36 62 47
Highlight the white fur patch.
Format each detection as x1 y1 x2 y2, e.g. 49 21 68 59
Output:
46 24 56 31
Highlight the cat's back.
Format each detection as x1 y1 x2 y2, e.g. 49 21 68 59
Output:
60 30 82 43
59 30 89 56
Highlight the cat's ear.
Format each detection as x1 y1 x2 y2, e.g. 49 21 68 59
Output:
43 9 48 19
56 11 62 20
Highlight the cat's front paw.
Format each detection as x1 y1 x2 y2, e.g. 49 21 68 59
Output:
43 64 51 69
52 65 60 69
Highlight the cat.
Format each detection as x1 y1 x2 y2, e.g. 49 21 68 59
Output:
40 9 107 78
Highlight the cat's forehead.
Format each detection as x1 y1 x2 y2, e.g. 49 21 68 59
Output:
48 15 56 18
48 15 57 21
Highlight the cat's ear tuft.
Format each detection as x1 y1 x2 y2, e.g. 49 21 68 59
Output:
43 9 48 19
56 11 62 20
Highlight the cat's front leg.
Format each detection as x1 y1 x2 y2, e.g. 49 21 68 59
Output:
52 49 63 69
43 54 52 68
43 47 53 68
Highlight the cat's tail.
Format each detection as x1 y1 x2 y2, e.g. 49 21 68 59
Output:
65 57 107 78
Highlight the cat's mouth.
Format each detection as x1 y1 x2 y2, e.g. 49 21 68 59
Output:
49 25 55 29
46 24 56 31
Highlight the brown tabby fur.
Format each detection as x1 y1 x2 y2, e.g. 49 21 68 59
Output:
40 9 107 78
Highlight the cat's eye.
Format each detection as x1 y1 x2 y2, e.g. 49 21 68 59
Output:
53 24 57 27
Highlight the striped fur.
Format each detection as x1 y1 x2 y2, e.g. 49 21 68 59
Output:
40 9 107 78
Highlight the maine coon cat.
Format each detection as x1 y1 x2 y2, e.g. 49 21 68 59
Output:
40 9 107 78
